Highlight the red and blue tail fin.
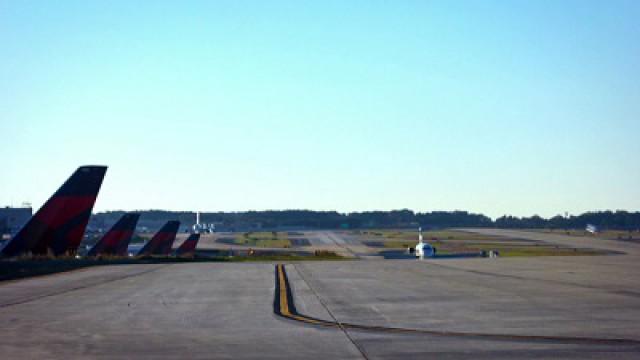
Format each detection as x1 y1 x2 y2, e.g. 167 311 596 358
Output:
156 223 181 255
175 233 201 256
115 214 141 256
137 221 180 256
1 166 107 257
87 213 140 257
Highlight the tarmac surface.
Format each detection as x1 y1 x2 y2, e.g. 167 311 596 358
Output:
194 230 375 258
1 229 640 359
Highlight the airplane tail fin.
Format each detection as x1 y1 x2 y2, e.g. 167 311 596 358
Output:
137 221 180 256
1 166 107 257
175 233 201 256
88 213 140 257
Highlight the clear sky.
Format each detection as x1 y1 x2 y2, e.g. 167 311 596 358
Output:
1 1 639 218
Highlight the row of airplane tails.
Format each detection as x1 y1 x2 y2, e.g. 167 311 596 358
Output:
0 166 201 258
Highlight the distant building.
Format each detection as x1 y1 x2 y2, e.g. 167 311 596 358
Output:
0 206 33 235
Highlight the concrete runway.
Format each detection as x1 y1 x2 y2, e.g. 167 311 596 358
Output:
193 231 376 258
1 230 640 359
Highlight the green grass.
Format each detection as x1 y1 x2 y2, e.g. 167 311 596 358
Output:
233 231 292 248
356 229 503 241
358 229 609 257
495 248 603 257
0 250 347 282
534 229 640 242
231 251 346 262
0 257 231 282
444 242 604 257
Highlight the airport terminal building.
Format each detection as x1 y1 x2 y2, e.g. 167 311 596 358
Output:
0 206 32 236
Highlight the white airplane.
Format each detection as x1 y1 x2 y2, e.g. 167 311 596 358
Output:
414 227 435 259
586 224 599 234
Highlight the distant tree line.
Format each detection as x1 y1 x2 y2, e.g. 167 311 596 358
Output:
90 209 640 231
495 211 640 230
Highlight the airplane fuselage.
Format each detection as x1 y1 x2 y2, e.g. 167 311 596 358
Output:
415 242 435 258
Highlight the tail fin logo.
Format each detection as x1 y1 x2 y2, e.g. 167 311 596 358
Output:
176 233 201 256
1 166 107 257
137 221 180 256
88 213 140 257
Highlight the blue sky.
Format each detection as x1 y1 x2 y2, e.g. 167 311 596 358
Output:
1 1 639 218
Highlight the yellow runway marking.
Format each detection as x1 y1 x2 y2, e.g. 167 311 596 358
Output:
273 264 640 346
276 264 335 327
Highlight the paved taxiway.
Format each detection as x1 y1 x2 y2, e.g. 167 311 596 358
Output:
1 230 640 359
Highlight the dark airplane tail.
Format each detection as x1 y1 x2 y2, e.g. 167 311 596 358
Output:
87 213 140 257
115 216 140 256
1 166 107 257
137 221 180 256
175 233 201 256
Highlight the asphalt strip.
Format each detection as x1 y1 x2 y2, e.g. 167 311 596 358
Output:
273 264 640 346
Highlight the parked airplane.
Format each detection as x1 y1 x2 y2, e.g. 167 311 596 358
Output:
87 213 140 257
1 166 107 257
175 233 201 257
137 221 180 256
